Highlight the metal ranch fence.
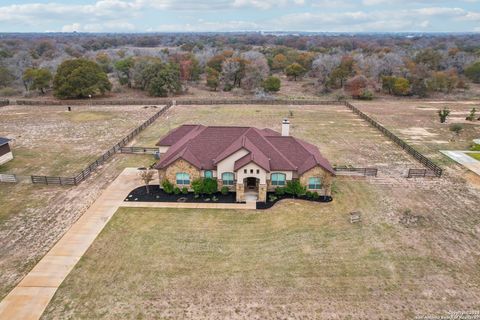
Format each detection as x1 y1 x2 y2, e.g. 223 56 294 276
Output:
407 168 438 178
334 167 378 177
344 102 442 177
119 147 159 154
30 102 172 186
0 173 17 183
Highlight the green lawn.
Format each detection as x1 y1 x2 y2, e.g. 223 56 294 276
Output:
41 180 478 319
468 153 480 161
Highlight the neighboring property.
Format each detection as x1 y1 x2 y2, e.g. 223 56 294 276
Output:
0 137 13 165
154 120 335 202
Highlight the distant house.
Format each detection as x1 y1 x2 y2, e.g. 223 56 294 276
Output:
154 120 335 202
0 137 13 165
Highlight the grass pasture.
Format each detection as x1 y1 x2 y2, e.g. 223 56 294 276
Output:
0 104 159 176
355 100 480 165
42 179 480 319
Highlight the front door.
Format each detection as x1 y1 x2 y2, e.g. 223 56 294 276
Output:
246 177 257 190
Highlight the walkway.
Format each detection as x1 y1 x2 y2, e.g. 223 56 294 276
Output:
121 201 256 210
0 168 256 320
440 150 480 176
0 168 142 320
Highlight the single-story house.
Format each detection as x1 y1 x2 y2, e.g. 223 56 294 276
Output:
0 137 13 166
154 119 335 202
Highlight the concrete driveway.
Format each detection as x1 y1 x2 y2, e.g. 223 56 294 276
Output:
0 168 144 320
440 151 480 176
0 168 256 320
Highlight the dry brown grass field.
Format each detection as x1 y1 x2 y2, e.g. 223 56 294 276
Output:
0 104 159 176
33 101 480 319
0 104 159 299
1 100 480 319
355 100 480 165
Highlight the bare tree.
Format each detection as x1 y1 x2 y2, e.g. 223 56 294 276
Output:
138 169 156 194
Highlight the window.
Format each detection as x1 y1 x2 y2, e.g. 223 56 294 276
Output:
244 169 247 174
308 177 321 189
250 169 254 174
256 169 260 174
204 170 213 179
271 173 286 186
222 172 235 185
176 172 190 185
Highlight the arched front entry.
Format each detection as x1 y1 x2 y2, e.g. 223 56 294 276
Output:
243 177 259 202
245 177 259 191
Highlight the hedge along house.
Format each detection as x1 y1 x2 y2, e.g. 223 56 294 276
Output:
154 120 335 202
0 137 13 166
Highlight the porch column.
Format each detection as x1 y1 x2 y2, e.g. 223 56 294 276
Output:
236 183 244 202
258 184 267 202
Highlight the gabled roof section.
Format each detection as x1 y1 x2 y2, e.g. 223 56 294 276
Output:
234 150 270 172
156 125 203 146
266 136 335 174
154 124 334 175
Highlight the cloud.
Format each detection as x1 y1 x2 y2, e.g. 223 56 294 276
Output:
0 0 479 32
232 0 305 9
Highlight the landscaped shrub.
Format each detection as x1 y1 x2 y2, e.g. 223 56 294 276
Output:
162 179 175 194
470 144 480 151
191 178 204 195
275 187 286 196
181 187 188 194
212 196 219 202
191 178 218 195
173 187 181 195
311 191 320 200
203 178 218 195
285 180 307 197
268 194 277 202
221 186 229 195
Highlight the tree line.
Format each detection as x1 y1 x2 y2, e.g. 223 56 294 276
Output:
0 33 479 99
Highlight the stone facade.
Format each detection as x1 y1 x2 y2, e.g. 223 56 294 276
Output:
299 165 334 196
258 184 267 202
236 183 244 202
218 179 236 192
160 159 201 189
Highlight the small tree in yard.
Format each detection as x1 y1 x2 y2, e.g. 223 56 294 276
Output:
466 108 477 121
438 107 451 123
449 123 463 140
139 169 155 194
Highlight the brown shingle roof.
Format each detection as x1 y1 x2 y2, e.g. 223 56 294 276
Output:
154 125 334 174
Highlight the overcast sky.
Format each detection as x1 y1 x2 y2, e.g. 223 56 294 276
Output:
0 0 479 33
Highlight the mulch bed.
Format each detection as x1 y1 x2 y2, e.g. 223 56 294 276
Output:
256 192 333 210
125 185 240 203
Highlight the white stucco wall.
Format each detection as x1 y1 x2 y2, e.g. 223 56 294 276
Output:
236 163 267 184
216 149 249 180
0 152 13 165
158 146 169 154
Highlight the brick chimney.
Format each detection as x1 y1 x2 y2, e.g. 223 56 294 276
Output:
282 118 290 136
